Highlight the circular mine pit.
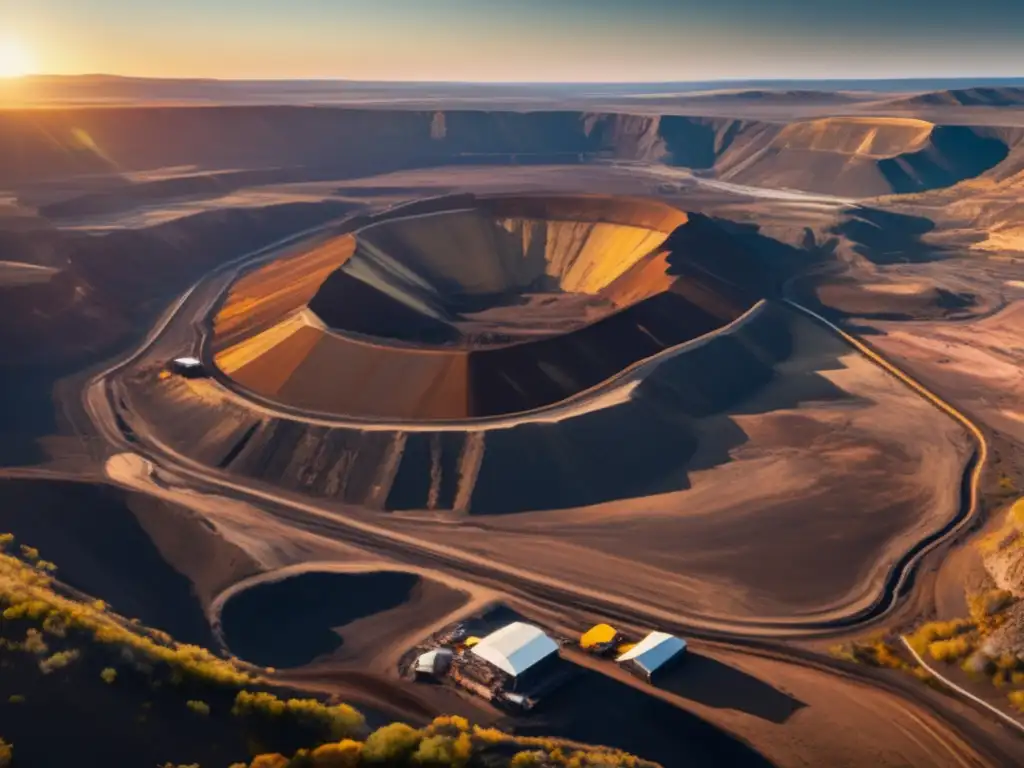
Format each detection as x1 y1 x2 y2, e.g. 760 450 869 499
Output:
212 194 757 421
219 570 467 669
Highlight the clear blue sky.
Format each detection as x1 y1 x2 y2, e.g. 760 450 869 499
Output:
4 0 1024 81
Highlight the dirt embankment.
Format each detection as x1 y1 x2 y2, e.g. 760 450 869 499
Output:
0 200 356 369
125 299 793 515
711 118 1012 196
0 479 252 646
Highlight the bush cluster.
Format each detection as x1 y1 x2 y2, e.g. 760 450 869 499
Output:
0 533 251 687
904 584 1024 710
1 534 658 768
187 699 212 716
1009 690 1024 712
232 691 365 740
237 715 657 768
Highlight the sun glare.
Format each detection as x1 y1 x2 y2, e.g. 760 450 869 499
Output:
0 38 33 78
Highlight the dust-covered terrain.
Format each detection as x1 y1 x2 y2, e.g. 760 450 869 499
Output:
4 79 1024 768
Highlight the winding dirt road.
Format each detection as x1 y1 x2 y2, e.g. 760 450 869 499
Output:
76 203 1024 765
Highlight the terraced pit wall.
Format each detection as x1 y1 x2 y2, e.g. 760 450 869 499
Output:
123 299 790 515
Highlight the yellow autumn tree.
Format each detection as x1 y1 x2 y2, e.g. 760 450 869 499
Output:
310 739 363 767
362 722 423 764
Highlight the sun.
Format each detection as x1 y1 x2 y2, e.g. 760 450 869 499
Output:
0 39 34 78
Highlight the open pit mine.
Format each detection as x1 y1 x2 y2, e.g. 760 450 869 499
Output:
5 82 1024 768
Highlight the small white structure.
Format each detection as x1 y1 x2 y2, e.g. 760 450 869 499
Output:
471 622 559 678
616 631 687 682
414 648 453 679
169 356 206 378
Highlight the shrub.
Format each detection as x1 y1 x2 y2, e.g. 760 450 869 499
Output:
961 652 994 676
4 601 51 621
928 636 975 663
412 734 471 767
512 753 545 767
836 637 911 670
427 715 470 734
993 653 1023 672
361 723 423 764
1011 497 1024 526
232 691 365 740
907 619 974 655
42 613 68 637
186 699 211 716
310 740 363 767
968 589 1015 625
1008 690 1024 712
250 755 289 768
101 667 118 684
22 628 49 655
39 649 81 674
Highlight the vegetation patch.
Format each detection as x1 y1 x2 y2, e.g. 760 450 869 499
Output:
829 631 933 684
904 587 1024 712
0 533 658 767
237 715 658 768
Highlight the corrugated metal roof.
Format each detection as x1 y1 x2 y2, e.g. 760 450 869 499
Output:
471 622 558 677
616 631 686 674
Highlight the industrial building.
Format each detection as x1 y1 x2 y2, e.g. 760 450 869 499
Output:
413 648 453 680
470 621 560 693
616 631 687 683
425 620 570 710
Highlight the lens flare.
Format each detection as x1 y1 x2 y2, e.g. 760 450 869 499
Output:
0 39 33 78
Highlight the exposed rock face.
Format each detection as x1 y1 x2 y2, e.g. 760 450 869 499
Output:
1 108 1014 195
212 194 758 421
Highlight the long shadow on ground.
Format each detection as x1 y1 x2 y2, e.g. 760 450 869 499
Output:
220 571 419 668
832 207 948 265
659 652 805 724
0 479 215 647
517 665 775 768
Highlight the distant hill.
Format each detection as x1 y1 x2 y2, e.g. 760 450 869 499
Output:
885 87 1024 109
4 75 1024 108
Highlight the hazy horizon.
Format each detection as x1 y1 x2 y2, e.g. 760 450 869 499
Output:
4 0 1024 82
14 74 1024 86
